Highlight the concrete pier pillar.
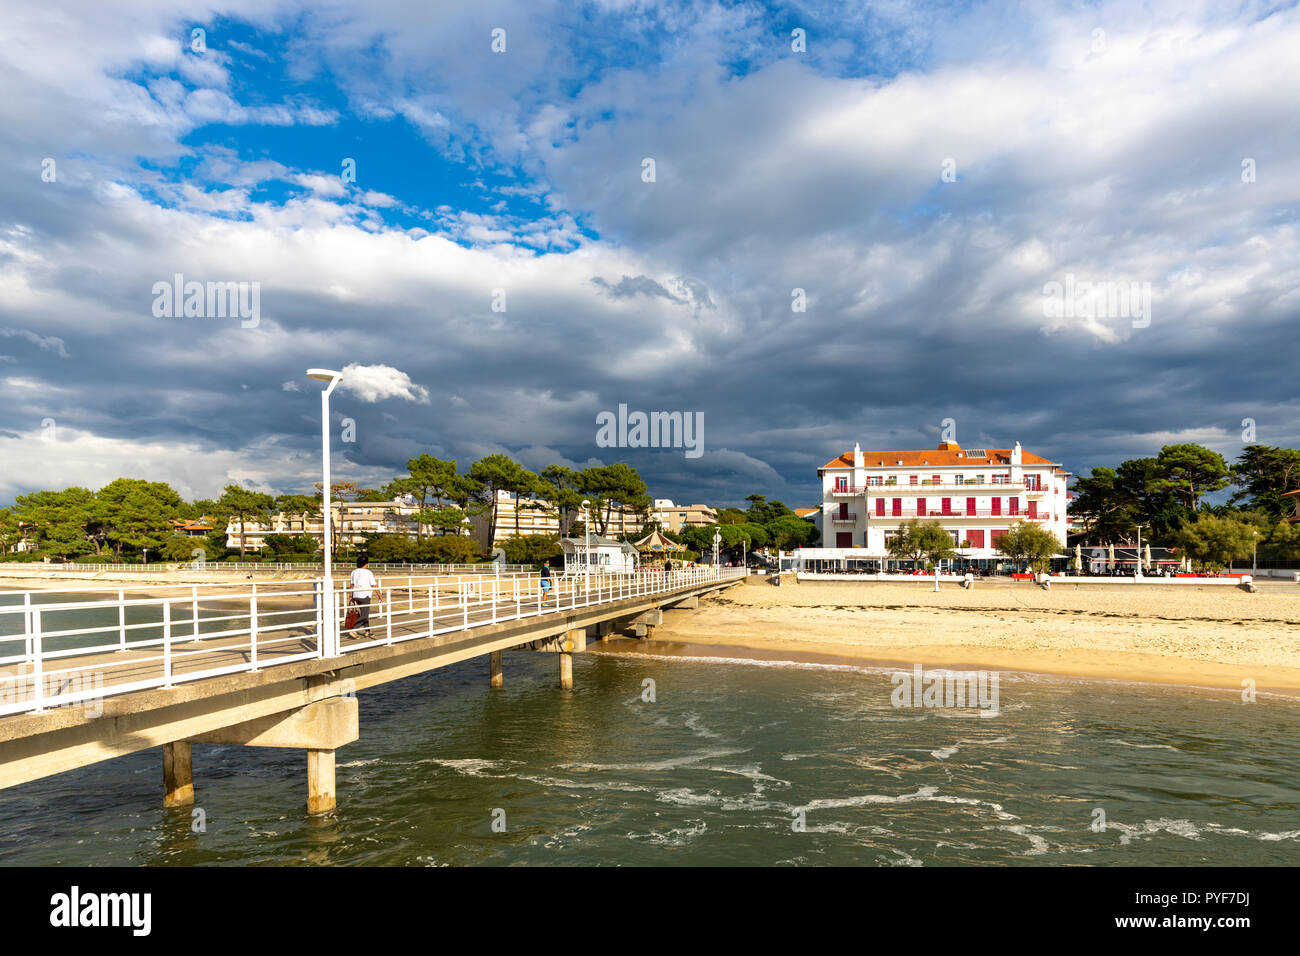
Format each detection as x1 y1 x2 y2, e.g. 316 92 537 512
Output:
307 749 336 815
162 740 194 808
489 650 503 688
559 652 573 689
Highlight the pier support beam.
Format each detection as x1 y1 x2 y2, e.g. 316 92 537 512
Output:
162 741 194 808
307 749 336 815
558 628 584 689
189 696 357 816
630 609 662 639
489 651 503 688
595 620 615 642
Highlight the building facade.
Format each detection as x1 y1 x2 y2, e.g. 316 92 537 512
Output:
812 440 1072 564
472 490 648 548
225 498 453 552
652 499 719 532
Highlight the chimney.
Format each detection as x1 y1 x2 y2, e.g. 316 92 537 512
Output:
1011 441 1022 465
853 442 863 468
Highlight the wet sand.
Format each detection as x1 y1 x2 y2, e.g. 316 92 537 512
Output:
610 579 1300 694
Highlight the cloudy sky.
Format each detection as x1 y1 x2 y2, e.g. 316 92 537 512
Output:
2 0 1298 509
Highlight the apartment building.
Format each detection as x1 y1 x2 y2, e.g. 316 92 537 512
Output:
225 498 452 552
472 490 648 547
811 440 1072 563
652 499 719 533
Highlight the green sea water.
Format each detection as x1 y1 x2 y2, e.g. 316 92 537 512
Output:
0 648 1297 866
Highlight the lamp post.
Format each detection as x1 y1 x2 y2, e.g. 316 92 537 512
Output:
1134 524 1146 576
307 368 343 656
581 499 591 598
713 531 720 572
1252 529 1258 575
742 537 748 572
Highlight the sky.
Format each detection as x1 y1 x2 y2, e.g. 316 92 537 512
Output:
1 0 1298 509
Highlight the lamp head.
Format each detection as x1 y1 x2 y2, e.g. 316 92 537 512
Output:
306 368 344 395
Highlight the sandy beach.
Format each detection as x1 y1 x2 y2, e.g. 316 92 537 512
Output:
633 577 1300 694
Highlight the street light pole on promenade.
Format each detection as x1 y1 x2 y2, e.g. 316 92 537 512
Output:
307 368 343 656
581 499 591 599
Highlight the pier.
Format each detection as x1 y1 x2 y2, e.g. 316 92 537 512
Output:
0 567 744 814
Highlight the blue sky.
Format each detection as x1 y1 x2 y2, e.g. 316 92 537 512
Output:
2 0 1299 507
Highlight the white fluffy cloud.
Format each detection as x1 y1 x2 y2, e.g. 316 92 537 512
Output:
338 364 431 404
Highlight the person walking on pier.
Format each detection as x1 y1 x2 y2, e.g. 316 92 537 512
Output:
540 559 553 603
349 555 383 638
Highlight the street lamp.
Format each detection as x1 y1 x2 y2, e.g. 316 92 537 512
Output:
1134 523 1146 576
742 537 748 572
307 368 343 656
713 530 721 572
1252 529 1258 575
581 498 591 598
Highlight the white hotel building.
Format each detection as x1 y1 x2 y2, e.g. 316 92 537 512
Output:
808 440 1072 567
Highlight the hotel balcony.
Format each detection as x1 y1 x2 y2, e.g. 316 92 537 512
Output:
830 512 858 524
862 481 1033 493
828 485 863 496
874 509 1053 520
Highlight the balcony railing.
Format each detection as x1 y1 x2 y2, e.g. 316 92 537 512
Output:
830 513 858 524
864 481 1031 493
828 485 862 495
872 509 1053 520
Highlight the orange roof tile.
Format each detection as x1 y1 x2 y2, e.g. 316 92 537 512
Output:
794 508 820 517
822 445 1057 469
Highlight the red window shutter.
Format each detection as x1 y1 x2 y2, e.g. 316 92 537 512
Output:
932 474 941 484
836 532 853 548
1010 498 1019 515
917 497 926 516
1027 501 1037 518
941 498 951 515
966 497 976 515
991 529 1008 548
839 502 849 518
892 498 901 517
992 498 1001 516
876 498 885 517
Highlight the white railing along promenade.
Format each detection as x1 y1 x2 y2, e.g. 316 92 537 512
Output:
0 567 746 716
0 561 533 574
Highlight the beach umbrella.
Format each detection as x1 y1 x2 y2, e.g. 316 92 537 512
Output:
1073 543 1082 572
1143 543 1152 570
1107 543 1115 570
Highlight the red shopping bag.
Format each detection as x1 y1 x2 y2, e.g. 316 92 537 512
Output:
343 608 360 631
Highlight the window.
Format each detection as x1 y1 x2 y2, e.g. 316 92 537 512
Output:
954 474 965 484
869 476 881 486
1009 498 1020 516
892 498 902 517
917 497 927 516
976 475 986 484
835 476 847 491
909 475 919 485
876 498 885 517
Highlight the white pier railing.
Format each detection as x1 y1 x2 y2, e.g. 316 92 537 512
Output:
0 567 746 717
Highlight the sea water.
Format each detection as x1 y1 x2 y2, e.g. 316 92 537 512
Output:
0 648 1296 866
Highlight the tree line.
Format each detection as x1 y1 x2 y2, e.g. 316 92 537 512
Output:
1068 442 1300 569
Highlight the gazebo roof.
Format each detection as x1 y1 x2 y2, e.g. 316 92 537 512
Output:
633 530 684 552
